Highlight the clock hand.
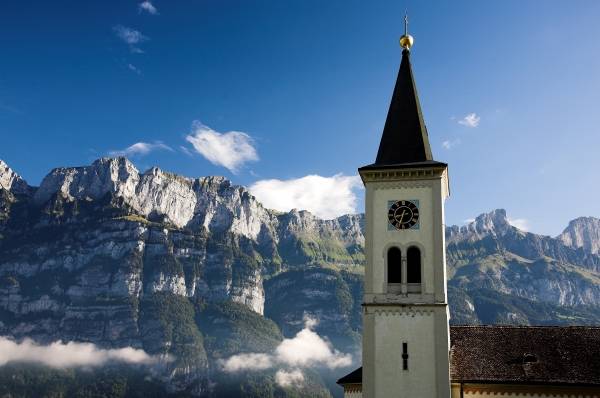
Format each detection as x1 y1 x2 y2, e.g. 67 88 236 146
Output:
397 210 406 222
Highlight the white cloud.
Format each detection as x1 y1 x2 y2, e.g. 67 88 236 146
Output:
109 141 173 157
179 145 193 157
0 337 162 368
127 63 141 75
508 217 530 231
185 122 258 173
113 25 149 53
221 353 273 372
275 369 304 388
442 139 460 150
458 113 480 128
463 218 476 224
220 316 352 388
249 174 362 220
139 1 158 15
303 316 318 329
274 318 352 369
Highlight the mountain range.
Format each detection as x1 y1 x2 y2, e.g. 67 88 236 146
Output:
1 157 599 397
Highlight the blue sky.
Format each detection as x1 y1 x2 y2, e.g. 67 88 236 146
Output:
1 0 599 235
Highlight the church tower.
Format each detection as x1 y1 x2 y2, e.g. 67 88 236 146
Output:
359 20 451 398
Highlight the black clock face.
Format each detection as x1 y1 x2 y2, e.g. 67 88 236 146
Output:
388 200 419 230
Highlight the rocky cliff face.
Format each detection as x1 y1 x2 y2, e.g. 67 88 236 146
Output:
446 209 600 324
0 158 364 396
32 158 274 236
558 217 600 255
446 209 512 241
0 160 30 195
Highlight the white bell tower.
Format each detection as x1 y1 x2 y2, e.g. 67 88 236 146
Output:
358 20 451 398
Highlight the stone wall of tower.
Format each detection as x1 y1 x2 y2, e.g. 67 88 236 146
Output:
363 306 449 397
360 167 450 398
363 173 448 302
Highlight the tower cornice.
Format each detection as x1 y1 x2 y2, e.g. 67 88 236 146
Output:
359 162 448 189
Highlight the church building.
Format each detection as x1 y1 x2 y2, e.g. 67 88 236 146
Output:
337 20 600 398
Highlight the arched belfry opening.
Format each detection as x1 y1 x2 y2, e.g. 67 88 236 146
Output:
387 247 402 285
407 246 422 293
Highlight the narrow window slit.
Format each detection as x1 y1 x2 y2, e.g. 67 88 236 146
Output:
402 342 409 370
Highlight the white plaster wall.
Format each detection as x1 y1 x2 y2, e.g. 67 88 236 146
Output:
362 171 451 398
370 185 434 294
363 176 447 301
375 311 435 396
364 307 450 397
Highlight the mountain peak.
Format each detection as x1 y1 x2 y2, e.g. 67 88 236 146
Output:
0 159 31 194
30 158 271 234
34 157 140 205
92 156 133 167
475 208 510 231
558 216 600 254
565 216 600 225
466 209 511 235
447 209 512 242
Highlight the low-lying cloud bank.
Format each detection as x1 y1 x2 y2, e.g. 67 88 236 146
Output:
0 337 163 368
275 369 305 388
220 316 352 388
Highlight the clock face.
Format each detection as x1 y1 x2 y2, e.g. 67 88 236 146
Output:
388 200 419 230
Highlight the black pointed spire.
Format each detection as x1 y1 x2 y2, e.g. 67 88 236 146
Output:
374 48 433 166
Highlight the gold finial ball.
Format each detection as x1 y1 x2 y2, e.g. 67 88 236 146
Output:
399 34 414 50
